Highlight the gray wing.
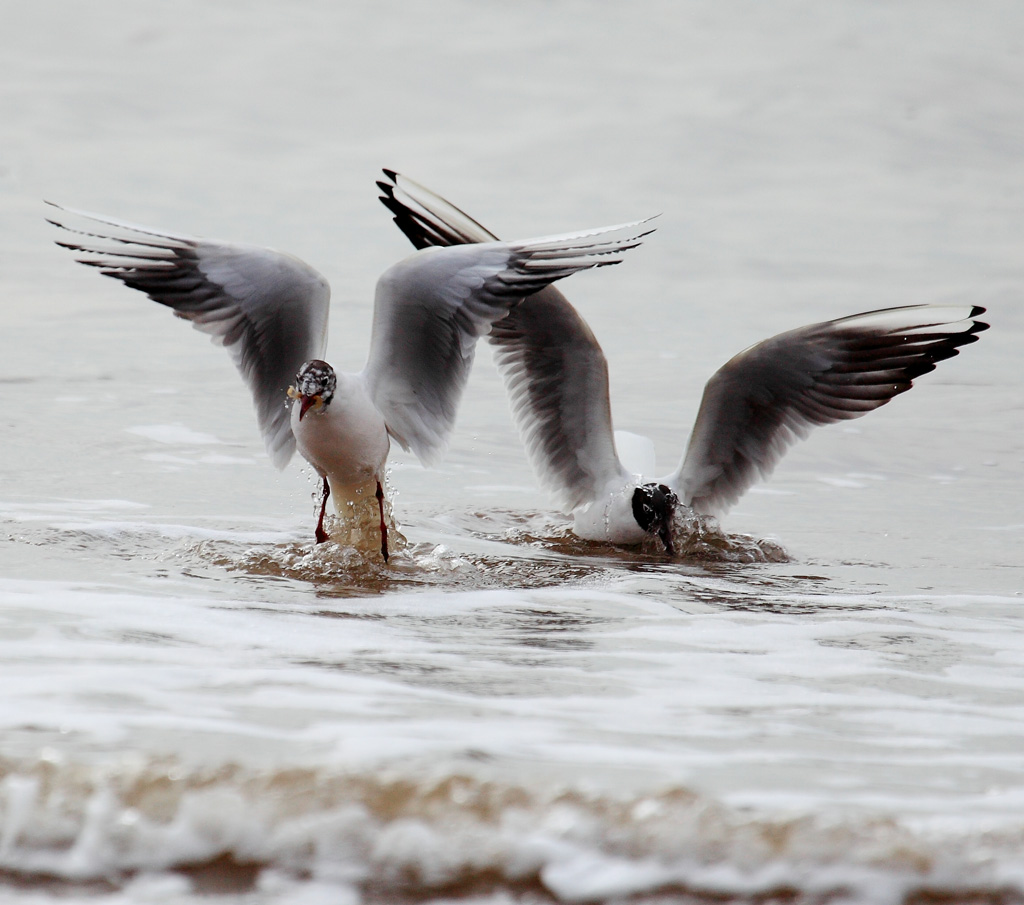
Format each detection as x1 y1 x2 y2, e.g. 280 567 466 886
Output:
363 195 651 469
668 304 990 517
488 291 629 510
47 203 330 468
377 171 630 506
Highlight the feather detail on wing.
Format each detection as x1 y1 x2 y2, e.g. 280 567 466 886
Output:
489 288 629 510
669 304 990 517
365 183 653 466
379 169 499 248
47 203 330 468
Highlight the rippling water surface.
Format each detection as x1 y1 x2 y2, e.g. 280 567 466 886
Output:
2 2 1023 902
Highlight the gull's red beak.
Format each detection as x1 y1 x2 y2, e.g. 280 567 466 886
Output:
298 394 320 421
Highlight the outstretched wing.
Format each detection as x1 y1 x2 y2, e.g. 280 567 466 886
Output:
366 177 651 471
668 304 990 517
376 172 632 506
47 203 330 468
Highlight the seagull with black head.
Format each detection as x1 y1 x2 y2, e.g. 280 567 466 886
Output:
378 170 990 555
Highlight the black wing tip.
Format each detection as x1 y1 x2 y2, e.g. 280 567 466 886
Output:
939 315 990 351
378 195 402 218
378 187 459 251
379 201 436 251
377 170 400 202
962 304 990 337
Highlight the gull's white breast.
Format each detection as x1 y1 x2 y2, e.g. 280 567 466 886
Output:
290 374 390 499
571 479 647 545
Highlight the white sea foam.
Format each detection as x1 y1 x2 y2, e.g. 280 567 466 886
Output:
1 749 1022 904
1 577 1023 903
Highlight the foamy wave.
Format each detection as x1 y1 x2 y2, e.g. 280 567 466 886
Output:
1 757 1022 903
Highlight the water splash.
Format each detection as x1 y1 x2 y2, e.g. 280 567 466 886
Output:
668 510 789 564
495 508 789 565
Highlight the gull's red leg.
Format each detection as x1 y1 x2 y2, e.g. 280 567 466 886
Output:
315 476 331 544
375 480 389 562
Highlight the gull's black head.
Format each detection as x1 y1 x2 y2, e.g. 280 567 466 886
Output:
631 482 679 555
289 359 337 420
